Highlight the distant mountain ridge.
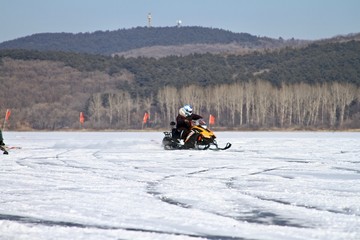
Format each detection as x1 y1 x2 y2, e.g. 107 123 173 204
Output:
0 26 301 56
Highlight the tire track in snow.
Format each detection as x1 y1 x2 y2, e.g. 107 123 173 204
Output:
225 166 360 225
0 213 248 240
222 167 313 228
146 167 228 208
144 166 305 229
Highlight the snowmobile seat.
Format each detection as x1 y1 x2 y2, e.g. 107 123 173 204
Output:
171 128 181 139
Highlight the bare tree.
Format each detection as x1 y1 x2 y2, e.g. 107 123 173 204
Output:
157 86 179 123
255 80 273 127
106 93 116 126
112 90 132 128
88 93 103 127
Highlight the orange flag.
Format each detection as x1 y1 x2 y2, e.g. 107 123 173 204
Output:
209 114 215 125
79 112 85 124
143 112 149 124
5 109 11 121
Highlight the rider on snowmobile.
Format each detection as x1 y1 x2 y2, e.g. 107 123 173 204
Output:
175 104 202 149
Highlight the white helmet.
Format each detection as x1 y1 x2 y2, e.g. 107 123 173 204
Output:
179 104 193 117
179 108 187 117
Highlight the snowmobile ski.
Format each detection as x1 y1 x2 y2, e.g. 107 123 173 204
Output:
208 142 232 151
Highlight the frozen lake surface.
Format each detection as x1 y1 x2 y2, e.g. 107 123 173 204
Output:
1 131 359 240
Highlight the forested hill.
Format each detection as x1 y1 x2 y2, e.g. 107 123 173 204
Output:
1 40 360 130
1 40 359 90
0 26 288 55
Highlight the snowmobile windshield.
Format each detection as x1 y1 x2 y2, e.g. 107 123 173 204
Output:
193 119 207 129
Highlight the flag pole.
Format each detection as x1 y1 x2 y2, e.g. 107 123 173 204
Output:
209 114 215 126
79 112 85 129
2 109 11 130
142 112 149 129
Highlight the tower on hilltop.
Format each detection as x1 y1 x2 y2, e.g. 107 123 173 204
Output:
147 13 152 27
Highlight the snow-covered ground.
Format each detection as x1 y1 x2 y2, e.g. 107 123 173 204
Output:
0 131 359 240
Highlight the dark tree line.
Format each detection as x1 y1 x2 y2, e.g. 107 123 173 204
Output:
0 26 281 55
1 40 360 92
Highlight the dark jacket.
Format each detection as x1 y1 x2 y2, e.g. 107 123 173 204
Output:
176 113 202 131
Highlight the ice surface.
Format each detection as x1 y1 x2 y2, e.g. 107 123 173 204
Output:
0 131 359 240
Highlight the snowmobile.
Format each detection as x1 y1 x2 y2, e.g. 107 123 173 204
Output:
162 119 231 150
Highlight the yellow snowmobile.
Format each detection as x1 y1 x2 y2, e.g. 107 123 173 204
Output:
162 119 231 150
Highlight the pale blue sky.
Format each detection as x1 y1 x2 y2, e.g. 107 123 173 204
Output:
1 0 359 43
